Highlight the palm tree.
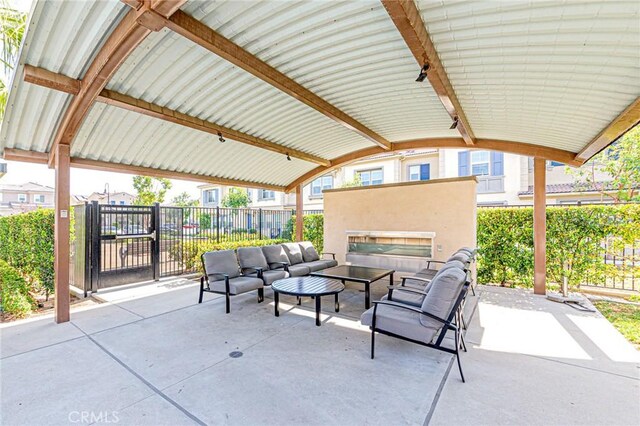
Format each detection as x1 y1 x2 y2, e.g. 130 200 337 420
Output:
0 1 27 119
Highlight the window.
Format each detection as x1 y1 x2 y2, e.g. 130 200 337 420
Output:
119 200 126 205
408 164 430 181
310 175 333 197
17 193 26 202
258 189 275 200
34 194 45 203
202 189 219 205
549 161 564 167
357 168 383 186
109 200 116 205
470 151 490 176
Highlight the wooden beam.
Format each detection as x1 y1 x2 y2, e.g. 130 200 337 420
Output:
381 0 475 145
285 137 583 192
23 66 330 166
164 10 391 150
97 89 331 166
576 97 640 162
48 2 187 168
3 149 285 191
54 144 71 323
533 157 546 295
295 185 304 241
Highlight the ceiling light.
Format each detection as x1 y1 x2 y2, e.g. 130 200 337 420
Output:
416 64 429 82
450 117 459 130
286 153 291 161
217 131 225 143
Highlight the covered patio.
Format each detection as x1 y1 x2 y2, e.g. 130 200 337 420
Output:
1 280 638 425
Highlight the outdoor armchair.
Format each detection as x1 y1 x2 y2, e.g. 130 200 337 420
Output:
237 247 288 286
200 249 265 314
361 267 470 382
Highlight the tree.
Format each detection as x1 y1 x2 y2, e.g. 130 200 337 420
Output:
171 192 199 207
132 176 172 205
221 187 250 208
339 175 362 188
568 126 640 203
0 2 27 119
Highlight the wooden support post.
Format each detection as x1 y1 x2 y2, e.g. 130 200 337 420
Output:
54 144 71 323
533 157 547 295
295 185 304 242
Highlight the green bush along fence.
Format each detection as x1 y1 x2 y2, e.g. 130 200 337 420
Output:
283 214 324 253
477 204 640 290
180 238 288 272
0 209 55 300
0 259 36 317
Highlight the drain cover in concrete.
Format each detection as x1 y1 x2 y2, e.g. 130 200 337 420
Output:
229 351 243 358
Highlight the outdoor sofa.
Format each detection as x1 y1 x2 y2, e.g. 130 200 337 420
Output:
199 241 338 313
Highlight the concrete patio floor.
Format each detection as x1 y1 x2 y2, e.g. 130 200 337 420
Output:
1 280 639 425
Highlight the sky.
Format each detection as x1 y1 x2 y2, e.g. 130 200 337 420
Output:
0 0 202 200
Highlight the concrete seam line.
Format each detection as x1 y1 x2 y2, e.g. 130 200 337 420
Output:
0 335 86 360
423 356 455 426
70 322 207 426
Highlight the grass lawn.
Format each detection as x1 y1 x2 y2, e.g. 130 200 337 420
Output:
593 300 640 349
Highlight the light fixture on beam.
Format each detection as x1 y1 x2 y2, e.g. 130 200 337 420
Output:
217 131 226 143
450 117 459 130
286 153 291 161
416 64 429 82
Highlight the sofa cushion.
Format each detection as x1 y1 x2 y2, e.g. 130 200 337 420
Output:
381 290 424 307
361 304 439 344
237 247 269 271
447 252 470 263
202 250 240 279
210 276 263 295
321 259 338 269
262 245 290 267
287 264 310 277
282 243 304 265
301 260 328 272
420 267 466 325
247 269 288 285
299 241 320 262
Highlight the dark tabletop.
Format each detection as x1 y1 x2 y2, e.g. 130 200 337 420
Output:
271 276 345 297
310 265 394 283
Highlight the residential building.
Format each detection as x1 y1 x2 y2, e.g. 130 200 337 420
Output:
0 182 55 216
199 149 617 209
72 191 136 206
0 162 6 178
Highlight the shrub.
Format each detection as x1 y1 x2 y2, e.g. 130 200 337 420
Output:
477 204 640 289
0 259 36 317
0 209 55 299
283 214 324 252
181 238 288 272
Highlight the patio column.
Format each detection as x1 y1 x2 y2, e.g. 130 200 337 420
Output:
54 144 71 323
533 157 546 295
295 184 303 241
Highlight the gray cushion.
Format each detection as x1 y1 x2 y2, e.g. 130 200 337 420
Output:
282 243 304 265
420 267 466 325
299 241 320 262
301 260 328 272
381 289 424 307
237 247 269 271
287 264 310 277
361 304 439 344
262 245 290 266
417 259 466 277
202 250 240 279
247 269 288 285
448 252 470 263
210 276 263 295
321 259 338 268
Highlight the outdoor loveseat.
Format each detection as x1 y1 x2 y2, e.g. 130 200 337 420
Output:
199 241 338 313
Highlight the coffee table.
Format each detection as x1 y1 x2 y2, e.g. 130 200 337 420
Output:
271 276 345 326
310 265 395 309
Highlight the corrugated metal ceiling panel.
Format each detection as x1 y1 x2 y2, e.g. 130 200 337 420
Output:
417 0 640 153
73 104 316 187
182 0 457 142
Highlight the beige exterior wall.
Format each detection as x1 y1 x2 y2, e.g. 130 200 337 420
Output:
323 177 477 269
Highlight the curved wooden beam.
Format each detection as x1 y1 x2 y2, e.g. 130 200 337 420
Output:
285 137 583 192
164 10 391 150
24 65 330 166
576 97 640 162
382 0 475 145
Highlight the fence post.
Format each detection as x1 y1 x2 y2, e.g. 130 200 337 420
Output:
152 202 161 281
259 208 263 240
90 201 100 292
216 206 220 243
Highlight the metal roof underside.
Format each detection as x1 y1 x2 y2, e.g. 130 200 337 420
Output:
1 0 639 189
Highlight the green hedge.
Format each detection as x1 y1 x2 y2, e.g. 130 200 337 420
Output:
0 209 55 298
283 214 324 252
0 259 36 317
180 238 288 272
477 204 640 288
